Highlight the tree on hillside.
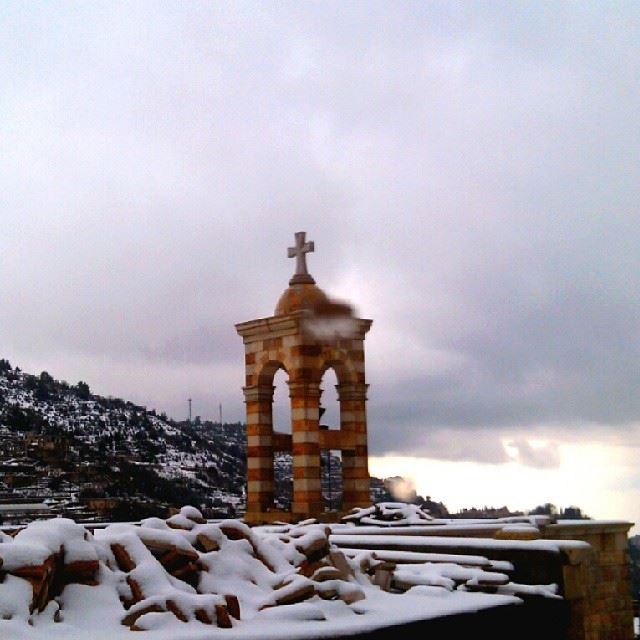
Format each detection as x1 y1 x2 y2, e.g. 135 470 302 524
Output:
35 371 55 401
76 381 91 400
2 405 48 432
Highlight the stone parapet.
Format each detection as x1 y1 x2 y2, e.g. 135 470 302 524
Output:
542 521 634 640
329 519 634 640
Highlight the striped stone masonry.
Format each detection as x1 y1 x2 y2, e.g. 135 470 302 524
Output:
243 384 275 512
337 382 370 510
290 380 322 515
236 282 372 524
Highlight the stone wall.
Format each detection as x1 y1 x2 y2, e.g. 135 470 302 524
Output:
330 519 635 640
543 522 634 640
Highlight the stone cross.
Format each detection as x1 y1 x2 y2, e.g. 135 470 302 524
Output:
288 231 315 284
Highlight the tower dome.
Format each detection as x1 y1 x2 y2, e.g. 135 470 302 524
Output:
275 282 331 316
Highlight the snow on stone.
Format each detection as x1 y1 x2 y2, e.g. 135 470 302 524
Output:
0 574 33 622
0 542 53 571
178 506 206 523
337 547 494 567
498 523 539 533
462 581 561 599
330 533 590 553
0 509 565 638
332 512 557 538
342 502 434 527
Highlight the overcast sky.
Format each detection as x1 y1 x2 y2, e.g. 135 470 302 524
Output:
1 2 639 520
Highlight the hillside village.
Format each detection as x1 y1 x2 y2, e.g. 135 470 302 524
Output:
0 358 248 522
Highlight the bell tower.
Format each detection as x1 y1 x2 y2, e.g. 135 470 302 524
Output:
235 232 372 523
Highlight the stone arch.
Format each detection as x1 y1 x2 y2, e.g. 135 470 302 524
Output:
316 352 369 512
248 359 294 511
319 356 358 386
256 359 288 387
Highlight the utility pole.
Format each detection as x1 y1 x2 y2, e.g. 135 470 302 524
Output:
327 449 332 511
188 398 192 423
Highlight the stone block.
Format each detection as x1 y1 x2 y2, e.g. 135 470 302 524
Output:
598 550 627 566
562 566 586 599
246 445 273 458
247 434 273 447
291 430 320 444
294 478 322 492
282 335 298 348
292 442 320 456
292 419 319 432
247 480 273 493
293 454 320 467
293 466 321 479
247 457 273 469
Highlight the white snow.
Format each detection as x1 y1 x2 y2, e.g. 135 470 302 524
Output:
0 542 52 571
0 574 33 622
0 512 542 639
337 548 494 567
342 502 434 527
330 533 590 553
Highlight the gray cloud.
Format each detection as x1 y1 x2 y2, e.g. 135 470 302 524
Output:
1 3 639 464
508 439 561 470
374 426 511 465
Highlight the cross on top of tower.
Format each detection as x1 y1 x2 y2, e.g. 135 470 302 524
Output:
288 231 316 285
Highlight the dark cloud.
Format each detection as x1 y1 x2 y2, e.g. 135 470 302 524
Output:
0 3 639 460
372 426 511 465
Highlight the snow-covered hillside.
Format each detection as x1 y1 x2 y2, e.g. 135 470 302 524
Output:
0 359 246 520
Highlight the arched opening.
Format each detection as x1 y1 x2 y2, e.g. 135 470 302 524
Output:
272 367 292 510
319 367 342 512
319 367 339 430
272 368 291 435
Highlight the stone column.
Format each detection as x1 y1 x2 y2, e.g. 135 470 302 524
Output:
289 380 322 516
244 385 275 513
338 382 370 510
